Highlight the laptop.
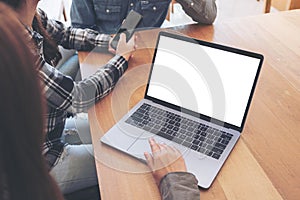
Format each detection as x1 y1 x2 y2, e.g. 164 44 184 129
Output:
101 31 263 188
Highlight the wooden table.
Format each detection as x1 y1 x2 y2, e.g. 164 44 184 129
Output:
79 10 300 200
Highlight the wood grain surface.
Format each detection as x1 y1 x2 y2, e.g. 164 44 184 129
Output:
78 10 300 200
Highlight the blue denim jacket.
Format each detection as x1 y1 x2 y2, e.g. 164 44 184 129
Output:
71 0 171 34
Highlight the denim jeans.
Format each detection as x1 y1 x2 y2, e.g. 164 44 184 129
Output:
71 0 171 34
50 114 97 194
50 144 98 194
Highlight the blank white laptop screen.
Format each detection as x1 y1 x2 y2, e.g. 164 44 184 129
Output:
147 36 261 127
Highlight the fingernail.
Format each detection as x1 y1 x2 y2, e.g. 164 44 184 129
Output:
149 138 154 143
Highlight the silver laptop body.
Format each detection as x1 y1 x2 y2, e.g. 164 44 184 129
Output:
101 31 263 188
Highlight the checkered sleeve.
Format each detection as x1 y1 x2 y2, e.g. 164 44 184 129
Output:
69 55 128 113
39 61 74 111
38 8 111 51
39 54 127 113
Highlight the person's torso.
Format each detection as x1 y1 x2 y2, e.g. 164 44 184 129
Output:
73 0 171 34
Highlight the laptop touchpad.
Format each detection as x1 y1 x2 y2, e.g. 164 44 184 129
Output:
101 124 144 151
127 132 154 160
127 132 189 160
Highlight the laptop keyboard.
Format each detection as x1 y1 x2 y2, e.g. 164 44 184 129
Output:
125 103 233 160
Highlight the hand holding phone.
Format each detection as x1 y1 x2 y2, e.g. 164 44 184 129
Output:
116 33 136 61
110 10 142 50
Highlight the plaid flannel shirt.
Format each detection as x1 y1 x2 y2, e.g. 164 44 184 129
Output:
27 9 128 169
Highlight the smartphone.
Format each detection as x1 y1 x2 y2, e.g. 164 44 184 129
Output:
110 10 142 50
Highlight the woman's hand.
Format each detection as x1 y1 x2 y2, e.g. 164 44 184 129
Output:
109 33 136 61
144 138 187 185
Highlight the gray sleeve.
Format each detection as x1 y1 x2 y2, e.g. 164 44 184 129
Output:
177 0 217 24
159 172 200 200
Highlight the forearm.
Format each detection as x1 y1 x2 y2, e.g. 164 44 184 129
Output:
177 0 217 24
69 55 127 113
60 27 111 51
40 54 127 114
39 9 110 51
159 172 200 200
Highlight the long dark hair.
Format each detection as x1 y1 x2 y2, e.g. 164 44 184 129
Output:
0 0 62 66
0 3 64 200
